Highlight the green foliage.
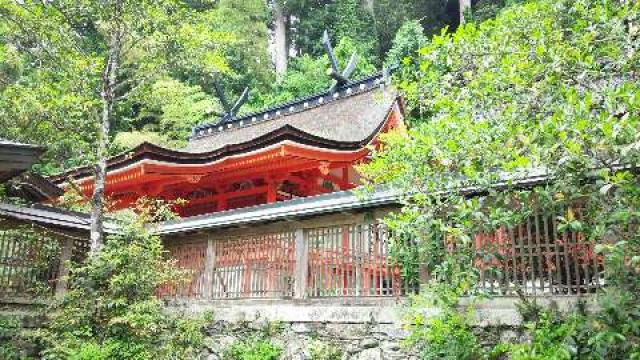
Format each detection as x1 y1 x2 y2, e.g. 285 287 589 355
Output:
510 310 577 360
308 340 342 360
223 337 282 360
417 312 480 360
214 0 275 94
471 0 524 23
284 0 458 63
127 78 219 148
403 269 484 360
0 315 26 360
385 20 429 67
363 0 640 288
511 291 640 360
334 0 378 61
362 0 640 359
37 202 207 360
0 0 231 173
401 263 484 360
371 0 457 57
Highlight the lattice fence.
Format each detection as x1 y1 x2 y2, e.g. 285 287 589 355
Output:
307 223 407 297
0 224 62 297
211 231 296 299
474 209 605 296
161 231 296 299
159 209 607 300
158 239 208 298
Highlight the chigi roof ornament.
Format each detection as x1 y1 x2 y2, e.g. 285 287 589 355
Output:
323 30 358 93
212 79 249 125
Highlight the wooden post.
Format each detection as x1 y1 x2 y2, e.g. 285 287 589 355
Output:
203 236 216 299
294 228 308 299
55 237 74 298
267 181 278 203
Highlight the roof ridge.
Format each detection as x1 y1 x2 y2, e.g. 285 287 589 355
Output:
190 70 389 141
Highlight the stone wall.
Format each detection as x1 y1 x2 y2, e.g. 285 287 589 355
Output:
201 319 413 360
166 296 591 360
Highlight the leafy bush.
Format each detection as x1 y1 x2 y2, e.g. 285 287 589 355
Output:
37 201 208 360
308 339 342 360
403 277 484 360
0 315 25 360
510 310 577 360
223 338 282 360
363 0 640 358
512 289 640 360
406 302 481 360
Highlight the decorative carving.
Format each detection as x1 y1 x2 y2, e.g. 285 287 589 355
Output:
184 174 204 184
318 161 331 176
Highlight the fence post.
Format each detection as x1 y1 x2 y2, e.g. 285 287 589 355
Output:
203 236 216 299
55 237 74 298
294 228 308 299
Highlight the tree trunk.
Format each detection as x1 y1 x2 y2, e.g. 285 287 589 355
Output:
459 0 472 24
272 0 288 78
90 27 120 253
364 0 374 13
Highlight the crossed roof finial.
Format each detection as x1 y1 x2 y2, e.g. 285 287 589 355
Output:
212 79 249 124
322 30 359 93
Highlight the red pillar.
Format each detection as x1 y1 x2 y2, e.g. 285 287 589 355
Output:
267 182 278 203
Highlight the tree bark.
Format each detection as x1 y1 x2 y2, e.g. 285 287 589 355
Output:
459 0 472 24
364 0 374 13
90 20 121 253
272 0 288 78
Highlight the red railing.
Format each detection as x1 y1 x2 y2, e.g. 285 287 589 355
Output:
160 211 606 300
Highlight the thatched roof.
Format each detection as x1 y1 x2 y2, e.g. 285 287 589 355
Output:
188 74 398 153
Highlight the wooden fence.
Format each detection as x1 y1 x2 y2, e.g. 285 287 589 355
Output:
158 231 296 299
474 211 604 296
1 211 605 301
162 211 606 300
0 223 81 298
307 224 406 297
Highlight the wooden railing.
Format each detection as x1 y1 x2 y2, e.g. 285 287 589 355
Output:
474 211 604 296
0 213 606 302
159 231 296 299
161 211 606 300
160 224 412 300
307 224 406 297
0 223 79 299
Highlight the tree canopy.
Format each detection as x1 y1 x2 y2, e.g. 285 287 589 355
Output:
0 0 474 175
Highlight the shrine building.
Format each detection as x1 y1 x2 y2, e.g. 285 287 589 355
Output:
50 73 405 218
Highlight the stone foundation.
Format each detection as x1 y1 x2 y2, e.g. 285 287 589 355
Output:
166 296 590 360
201 320 414 360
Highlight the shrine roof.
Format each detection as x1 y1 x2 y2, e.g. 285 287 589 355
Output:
0 202 117 233
187 72 399 153
0 138 45 183
51 72 401 184
155 188 400 235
